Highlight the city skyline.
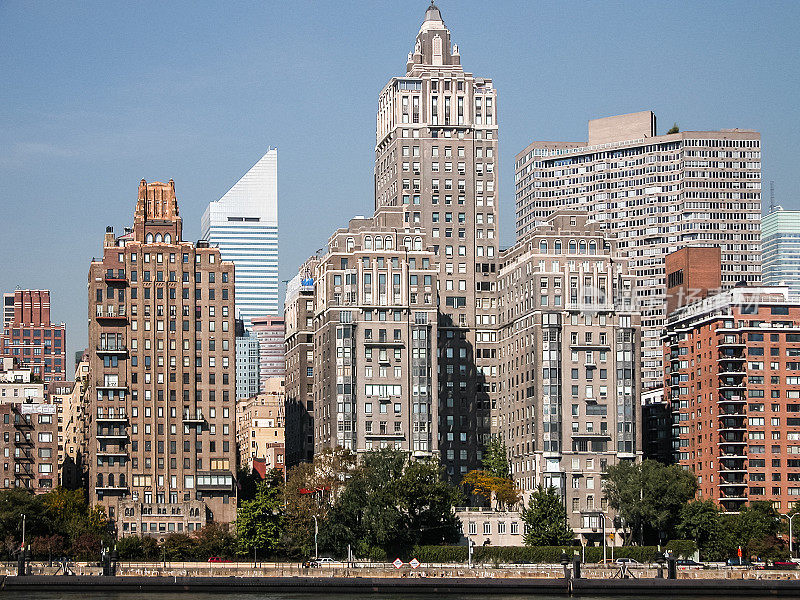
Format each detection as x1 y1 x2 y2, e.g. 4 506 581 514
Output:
1 0 799 363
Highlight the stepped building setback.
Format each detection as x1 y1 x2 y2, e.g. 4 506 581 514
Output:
515 111 762 389
87 179 237 537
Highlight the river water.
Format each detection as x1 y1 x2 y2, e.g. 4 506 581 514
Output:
1 594 753 600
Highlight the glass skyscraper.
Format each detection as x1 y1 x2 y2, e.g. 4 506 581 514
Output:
762 207 800 298
202 148 279 325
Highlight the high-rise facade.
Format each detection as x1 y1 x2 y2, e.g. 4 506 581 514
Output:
1 290 67 382
235 321 260 400
251 315 286 388
514 111 762 389
495 211 640 542
201 148 278 326
664 284 800 513
762 207 800 298
88 179 237 536
283 264 317 465
310 208 439 456
374 3 499 475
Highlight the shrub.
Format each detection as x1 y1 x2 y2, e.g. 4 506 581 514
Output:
665 539 697 559
410 545 659 564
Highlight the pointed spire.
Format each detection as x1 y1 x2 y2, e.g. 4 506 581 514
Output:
420 0 445 33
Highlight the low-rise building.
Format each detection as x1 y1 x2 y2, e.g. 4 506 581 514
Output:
456 508 525 547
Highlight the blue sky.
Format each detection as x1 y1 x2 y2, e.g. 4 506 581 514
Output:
1 1 799 365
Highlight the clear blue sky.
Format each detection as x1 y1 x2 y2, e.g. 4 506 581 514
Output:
1 1 799 366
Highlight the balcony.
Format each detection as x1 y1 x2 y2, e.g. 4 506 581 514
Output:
95 414 128 422
96 431 127 440
104 271 128 285
718 394 745 404
95 344 127 355
96 381 128 391
195 471 234 491
96 450 128 457
365 432 405 439
94 484 128 492
183 411 205 424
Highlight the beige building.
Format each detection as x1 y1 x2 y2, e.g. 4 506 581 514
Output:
58 355 90 489
495 211 640 544
236 378 285 473
308 208 439 456
0 359 57 492
284 261 317 466
373 3 499 475
456 508 525 547
514 111 762 389
87 179 237 537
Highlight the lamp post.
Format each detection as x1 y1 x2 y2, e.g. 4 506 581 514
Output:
786 513 798 558
313 515 319 560
595 511 611 565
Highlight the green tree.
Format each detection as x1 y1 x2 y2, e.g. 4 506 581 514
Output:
116 535 158 560
194 522 237 559
522 486 573 546
678 499 721 559
320 449 461 559
162 533 197 560
667 123 680 134
0 489 47 557
237 469 285 556
602 460 697 544
483 436 510 479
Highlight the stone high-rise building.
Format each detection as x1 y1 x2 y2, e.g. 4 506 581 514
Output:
1 290 67 382
283 263 317 466
495 211 640 542
374 3 499 475
514 111 762 389
251 315 286 388
310 208 439 456
87 179 237 536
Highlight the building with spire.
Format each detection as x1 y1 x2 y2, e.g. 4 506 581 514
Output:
202 148 279 326
373 2 499 477
88 179 237 536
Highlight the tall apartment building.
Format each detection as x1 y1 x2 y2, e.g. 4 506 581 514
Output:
201 148 279 325
495 212 640 542
762 207 800 298
373 3 499 474
664 280 800 513
235 378 285 474
1 290 67 382
283 265 317 465
88 179 237 536
59 355 90 489
515 111 762 388
310 208 439 456
251 315 286 387
235 320 260 400
0 359 56 492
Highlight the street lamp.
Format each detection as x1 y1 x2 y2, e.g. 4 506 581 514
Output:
313 515 319 560
785 513 798 558
593 511 612 565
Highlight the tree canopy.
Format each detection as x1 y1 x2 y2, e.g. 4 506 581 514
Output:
522 486 573 546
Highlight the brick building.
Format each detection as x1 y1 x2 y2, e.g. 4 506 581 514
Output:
664 276 800 512
87 179 237 537
1 290 67 382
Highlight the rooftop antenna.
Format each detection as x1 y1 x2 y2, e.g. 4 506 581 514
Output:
769 180 776 212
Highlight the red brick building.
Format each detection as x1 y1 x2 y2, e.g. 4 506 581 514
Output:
665 284 800 512
1 290 67 382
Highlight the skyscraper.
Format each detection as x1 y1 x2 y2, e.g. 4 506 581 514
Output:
374 3 499 476
1 290 67 382
762 207 800 298
514 111 762 388
202 148 278 326
88 179 237 535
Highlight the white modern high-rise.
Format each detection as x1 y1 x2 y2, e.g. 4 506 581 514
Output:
202 148 279 325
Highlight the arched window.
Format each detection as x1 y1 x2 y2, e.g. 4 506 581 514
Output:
589 241 597 255
119 473 125 488
108 473 115 487
145 233 153 243
414 237 422 251
155 233 162 243
375 237 384 250
385 236 393 249
164 233 171 244
568 240 577 254
346 237 355 252
403 237 411 250
555 240 562 254
579 240 587 254
97 473 103 487
364 236 373 250
539 240 548 253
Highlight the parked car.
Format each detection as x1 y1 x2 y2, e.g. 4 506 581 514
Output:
771 560 798 570
305 557 336 567
726 557 752 567
676 559 704 568
207 557 231 563
615 558 640 566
